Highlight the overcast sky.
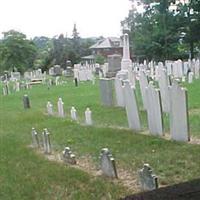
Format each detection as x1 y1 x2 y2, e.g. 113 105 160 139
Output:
0 0 131 39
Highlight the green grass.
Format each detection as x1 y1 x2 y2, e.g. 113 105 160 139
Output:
0 78 200 199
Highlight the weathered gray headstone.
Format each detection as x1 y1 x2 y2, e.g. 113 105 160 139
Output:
146 82 164 136
57 98 65 117
169 80 190 142
31 128 40 148
70 106 77 121
114 75 125 107
139 71 149 110
85 108 92 125
99 78 115 106
47 101 53 115
23 94 31 109
188 72 193 83
100 148 118 178
62 147 76 165
42 128 51 154
138 164 158 191
157 68 171 113
106 54 122 77
124 80 141 131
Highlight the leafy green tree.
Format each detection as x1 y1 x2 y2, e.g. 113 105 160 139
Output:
0 30 37 72
122 0 200 61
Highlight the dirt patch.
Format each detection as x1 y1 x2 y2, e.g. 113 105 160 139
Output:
189 108 200 115
31 146 140 192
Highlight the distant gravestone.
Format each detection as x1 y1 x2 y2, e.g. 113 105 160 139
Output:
146 82 164 136
46 101 53 116
70 106 77 121
114 76 125 107
106 54 122 77
138 164 158 191
124 80 141 131
85 108 92 125
31 128 40 148
100 148 118 178
99 78 115 106
57 98 65 117
188 72 194 83
74 77 78 87
23 94 31 109
169 80 190 142
62 147 76 165
139 71 149 110
157 68 171 113
42 128 51 154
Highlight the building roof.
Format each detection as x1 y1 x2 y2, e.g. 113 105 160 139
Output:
81 55 95 60
90 37 123 49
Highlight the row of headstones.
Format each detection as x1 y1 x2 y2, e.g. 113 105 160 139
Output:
46 98 93 125
2 81 31 96
134 58 200 81
100 72 189 142
130 73 189 142
138 70 189 141
31 127 158 192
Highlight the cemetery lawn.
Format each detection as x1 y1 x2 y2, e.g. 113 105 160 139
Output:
0 78 200 200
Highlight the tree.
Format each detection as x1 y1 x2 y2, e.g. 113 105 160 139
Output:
122 0 200 61
0 30 37 72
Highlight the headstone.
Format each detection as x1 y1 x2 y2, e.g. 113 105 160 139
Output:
169 80 190 142
42 128 51 154
139 71 149 110
23 94 31 109
99 78 115 106
57 98 65 117
194 59 200 79
114 75 125 107
124 80 141 131
74 77 78 87
188 72 194 83
138 164 158 191
31 128 40 148
70 107 77 121
62 147 76 164
157 68 171 113
47 101 53 116
146 82 164 136
99 148 118 178
106 54 122 77
121 33 132 71
85 108 92 125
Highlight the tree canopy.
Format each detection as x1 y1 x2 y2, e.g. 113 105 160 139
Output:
0 30 37 72
122 0 200 61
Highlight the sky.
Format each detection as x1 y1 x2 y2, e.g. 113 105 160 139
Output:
0 0 131 39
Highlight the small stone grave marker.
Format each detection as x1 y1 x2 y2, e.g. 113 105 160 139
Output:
31 128 40 148
42 128 51 154
99 148 118 178
138 163 158 191
70 106 77 121
47 101 53 115
85 108 92 125
57 98 65 117
62 147 76 164
23 94 31 109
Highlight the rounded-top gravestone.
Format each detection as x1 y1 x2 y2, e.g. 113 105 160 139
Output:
23 94 31 109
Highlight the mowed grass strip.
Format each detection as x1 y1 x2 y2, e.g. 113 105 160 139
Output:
0 78 200 199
